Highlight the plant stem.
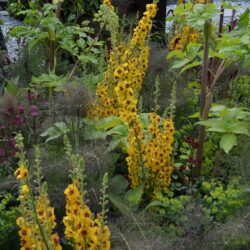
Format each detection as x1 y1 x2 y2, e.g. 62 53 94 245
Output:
192 20 211 180
49 32 56 72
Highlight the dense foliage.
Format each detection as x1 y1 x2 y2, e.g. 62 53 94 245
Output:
0 0 250 249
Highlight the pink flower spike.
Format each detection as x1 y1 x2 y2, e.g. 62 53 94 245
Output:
18 104 25 114
30 105 39 117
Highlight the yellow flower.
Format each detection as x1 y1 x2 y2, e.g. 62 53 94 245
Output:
19 185 29 199
103 0 114 10
64 183 80 201
101 240 111 250
14 165 28 180
51 234 62 250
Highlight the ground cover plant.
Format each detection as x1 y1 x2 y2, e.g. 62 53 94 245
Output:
0 0 250 249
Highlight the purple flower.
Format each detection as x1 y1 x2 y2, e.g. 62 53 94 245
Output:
18 104 25 114
16 114 24 125
30 105 39 117
0 148 5 157
7 106 14 113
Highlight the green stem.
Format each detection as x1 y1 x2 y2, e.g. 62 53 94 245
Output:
26 178 51 250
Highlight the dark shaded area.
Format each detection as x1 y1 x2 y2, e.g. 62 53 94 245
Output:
0 26 7 51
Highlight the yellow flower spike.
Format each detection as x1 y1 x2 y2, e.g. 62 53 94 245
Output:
20 185 29 194
14 165 28 180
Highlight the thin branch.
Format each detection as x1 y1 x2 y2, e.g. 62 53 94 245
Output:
210 59 226 92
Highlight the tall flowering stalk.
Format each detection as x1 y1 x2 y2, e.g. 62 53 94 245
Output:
14 134 61 250
15 133 110 249
91 1 175 197
144 114 174 194
63 136 110 250
90 1 157 118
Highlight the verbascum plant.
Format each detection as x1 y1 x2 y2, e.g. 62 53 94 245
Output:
90 0 157 118
144 114 174 194
15 134 110 250
15 134 61 250
63 136 110 250
91 1 175 197
169 0 206 51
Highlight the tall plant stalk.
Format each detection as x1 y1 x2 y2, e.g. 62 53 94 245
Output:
192 20 211 180
193 6 227 179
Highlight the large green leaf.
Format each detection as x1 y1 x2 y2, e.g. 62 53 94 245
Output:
125 184 144 207
186 43 202 60
198 119 228 132
179 61 201 75
108 194 130 215
109 175 129 195
171 58 190 70
145 200 168 210
227 123 249 135
167 50 184 60
238 9 250 29
40 122 70 142
105 124 128 137
96 116 123 130
220 134 237 154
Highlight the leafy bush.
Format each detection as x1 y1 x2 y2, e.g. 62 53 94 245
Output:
202 178 247 221
229 75 250 107
0 193 18 249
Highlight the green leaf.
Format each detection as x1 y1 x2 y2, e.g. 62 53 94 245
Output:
167 50 184 60
171 58 190 70
108 194 130 215
220 134 237 154
180 61 201 74
40 122 70 142
228 123 249 135
40 127 62 142
206 126 226 133
96 116 123 130
173 3 185 16
198 119 228 132
32 73 67 89
210 105 226 113
109 175 129 195
238 9 249 29
189 112 200 118
78 55 98 64
105 124 128 137
243 54 250 68
125 184 144 207
85 125 110 140
5 82 18 95
107 138 122 152
186 43 202 60
145 201 168 210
